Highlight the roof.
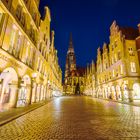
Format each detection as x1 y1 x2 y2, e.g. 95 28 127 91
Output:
76 67 86 77
119 27 139 40
68 67 86 77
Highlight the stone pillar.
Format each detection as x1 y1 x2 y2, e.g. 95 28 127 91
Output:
114 88 117 100
44 85 47 99
0 79 4 104
43 86 47 100
31 81 37 103
128 89 133 102
40 85 44 101
36 84 41 102
9 83 18 108
121 88 125 101
26 84 31 105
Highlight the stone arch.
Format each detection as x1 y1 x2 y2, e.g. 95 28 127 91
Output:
121 83 129 100
0 67 18 109
116 85 121 100
17 75 31 107
133 83 140 99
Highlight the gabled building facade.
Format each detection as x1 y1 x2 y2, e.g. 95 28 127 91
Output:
84 61 96 96
0 0 62 110
84 21 140 102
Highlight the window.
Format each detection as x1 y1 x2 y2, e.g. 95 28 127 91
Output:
0 13 4 34
112 45 114 51
112 57 114 64
106 63 108 69
14 32 22 58
115 54 117 62
0 13 3 25
21 12 25 27
9 25 17 53
113 70 115 77
131 62 136 72
129 48 135 56
16 5 22 20
120 65 123 75
24 0 28 4
118 51 121 60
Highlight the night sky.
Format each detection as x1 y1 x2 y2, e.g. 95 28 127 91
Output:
39 0 140 76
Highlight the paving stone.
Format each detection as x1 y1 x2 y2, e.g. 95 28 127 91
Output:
0 97 140 139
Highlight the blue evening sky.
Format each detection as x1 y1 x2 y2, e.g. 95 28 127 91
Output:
39 0 140 75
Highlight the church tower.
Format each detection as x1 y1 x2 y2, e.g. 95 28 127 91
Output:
65 33 76 79
63 33 85 95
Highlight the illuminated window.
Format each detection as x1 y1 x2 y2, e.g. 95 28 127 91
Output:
131 62 136 72
120 65 123 75
15 33 22 58
9 26 17 53
115 54 117 62
113 70 115 77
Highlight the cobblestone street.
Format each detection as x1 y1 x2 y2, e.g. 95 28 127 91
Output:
0 96 140 140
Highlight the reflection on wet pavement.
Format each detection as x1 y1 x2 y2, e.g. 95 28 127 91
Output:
0 96 140 139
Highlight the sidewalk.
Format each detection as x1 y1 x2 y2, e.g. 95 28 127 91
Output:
100 98 140 107
0 98 54 126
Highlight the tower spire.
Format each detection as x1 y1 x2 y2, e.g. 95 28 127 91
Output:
65 33 76 79
68 33 74 53
69 32 73 45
